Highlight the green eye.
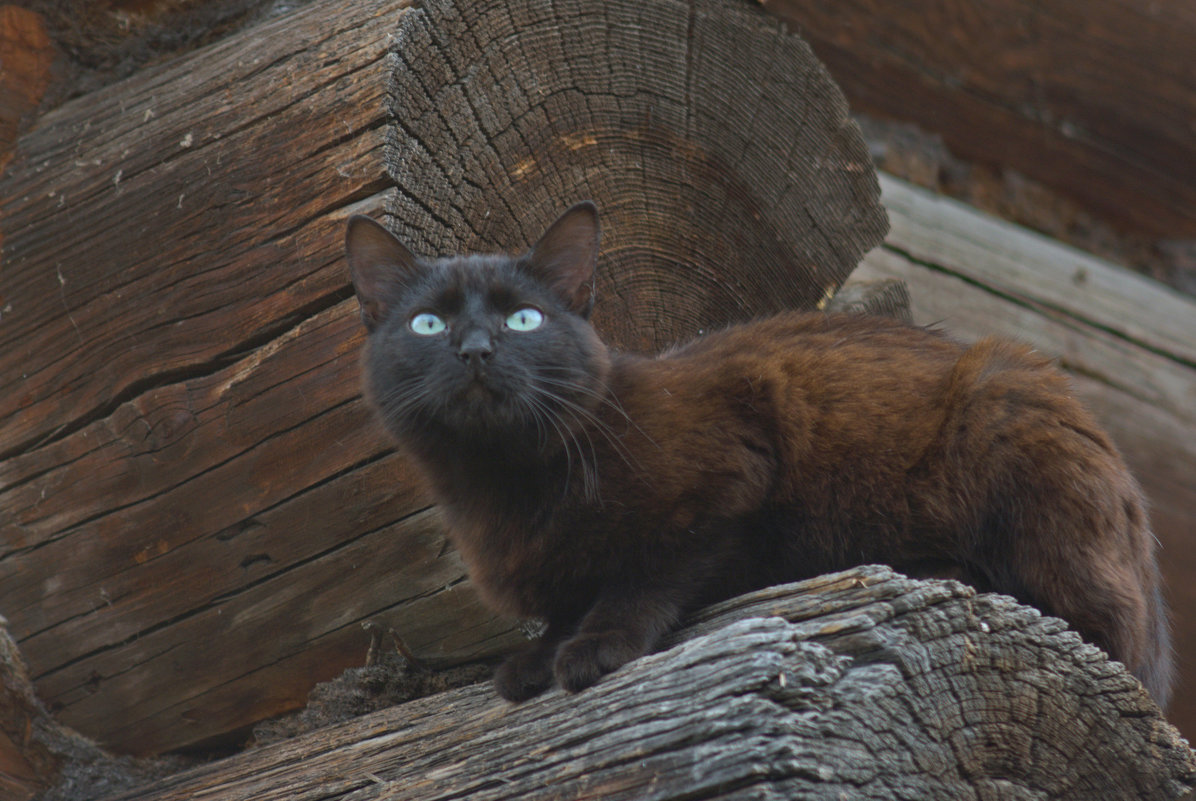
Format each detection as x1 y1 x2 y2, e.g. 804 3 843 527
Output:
505 307 544 332
410 312 447 336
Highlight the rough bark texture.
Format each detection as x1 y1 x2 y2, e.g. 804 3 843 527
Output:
94 567 1196 801
0 0 886 757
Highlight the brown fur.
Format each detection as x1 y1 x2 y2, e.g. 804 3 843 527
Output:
346 204 1172 707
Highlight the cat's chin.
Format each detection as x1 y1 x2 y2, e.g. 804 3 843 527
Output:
437 390 533 440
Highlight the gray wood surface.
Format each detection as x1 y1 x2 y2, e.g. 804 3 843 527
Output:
96 567 1196 801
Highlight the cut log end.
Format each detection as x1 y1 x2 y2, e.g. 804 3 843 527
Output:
384 0 889 353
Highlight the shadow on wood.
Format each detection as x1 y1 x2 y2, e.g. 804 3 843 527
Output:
761 1 1196 242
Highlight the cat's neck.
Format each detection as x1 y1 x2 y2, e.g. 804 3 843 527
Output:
403 411 589 517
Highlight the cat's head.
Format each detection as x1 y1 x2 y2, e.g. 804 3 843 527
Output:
345 202 611 449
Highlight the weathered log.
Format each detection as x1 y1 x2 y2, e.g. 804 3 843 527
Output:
91 567 1196 801
0 0 437 759
854 174 1196 737
0 615 188 801
0 615 57 801
760 0 1196 241
0 0 886 756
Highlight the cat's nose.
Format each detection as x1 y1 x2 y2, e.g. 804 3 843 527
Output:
457 330 494 364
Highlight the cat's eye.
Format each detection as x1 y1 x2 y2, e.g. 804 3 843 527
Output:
505 307 544 332
410 312 447 336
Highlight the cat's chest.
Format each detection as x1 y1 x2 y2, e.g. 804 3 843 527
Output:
443 503 605 618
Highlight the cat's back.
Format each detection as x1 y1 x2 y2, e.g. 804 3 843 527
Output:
612 310 1070 475
664 311 956 363
653 311 965 406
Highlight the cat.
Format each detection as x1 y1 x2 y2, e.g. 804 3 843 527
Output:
344 201 1172 708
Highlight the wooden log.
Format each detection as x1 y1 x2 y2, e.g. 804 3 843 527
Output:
0 614 186 801
855 173 1196 740
90 567 1196 801
758 0 1196 240
0 0 886 756
0 0 439 759
0 615 57 801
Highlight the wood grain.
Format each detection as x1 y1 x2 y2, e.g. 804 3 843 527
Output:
382 0 888 353
759 0 1196 239
96 567 1196 801
0 0 455 756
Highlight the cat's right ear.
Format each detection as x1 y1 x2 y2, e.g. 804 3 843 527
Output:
526 201 600 317
345 215 420 332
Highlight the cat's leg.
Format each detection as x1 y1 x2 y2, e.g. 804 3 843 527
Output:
553 583 687 693
493 617 572 702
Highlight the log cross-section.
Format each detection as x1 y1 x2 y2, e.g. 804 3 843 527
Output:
381 0 888 353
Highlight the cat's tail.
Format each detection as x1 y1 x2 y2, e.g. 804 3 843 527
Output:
1138 574 1175 709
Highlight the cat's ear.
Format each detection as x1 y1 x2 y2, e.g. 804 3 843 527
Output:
345 215 420 332
526 201 600 317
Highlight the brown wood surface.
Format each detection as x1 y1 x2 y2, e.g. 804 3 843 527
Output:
381 0 887 354
0 0 461 757
93 567 1196 801
760 0 1196 240
0 618 57 801
0 0 887 757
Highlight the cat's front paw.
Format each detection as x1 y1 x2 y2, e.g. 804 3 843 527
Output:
494 647 555 702
553 631 640 693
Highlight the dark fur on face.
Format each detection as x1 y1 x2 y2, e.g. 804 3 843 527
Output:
346 203 1172 708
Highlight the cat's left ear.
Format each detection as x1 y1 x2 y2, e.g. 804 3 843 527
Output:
526 201 600 317
345 215 421 332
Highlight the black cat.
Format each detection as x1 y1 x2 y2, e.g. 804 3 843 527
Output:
345 202 1171 706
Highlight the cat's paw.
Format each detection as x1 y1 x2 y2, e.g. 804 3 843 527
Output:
494 648 555 702
553 631 640 693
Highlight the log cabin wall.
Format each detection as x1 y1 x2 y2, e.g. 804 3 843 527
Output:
1 0 895 756
764 1 1196 244
1 0 1194 759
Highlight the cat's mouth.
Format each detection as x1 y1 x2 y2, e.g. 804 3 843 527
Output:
450 371 513 416
461 377 496 402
